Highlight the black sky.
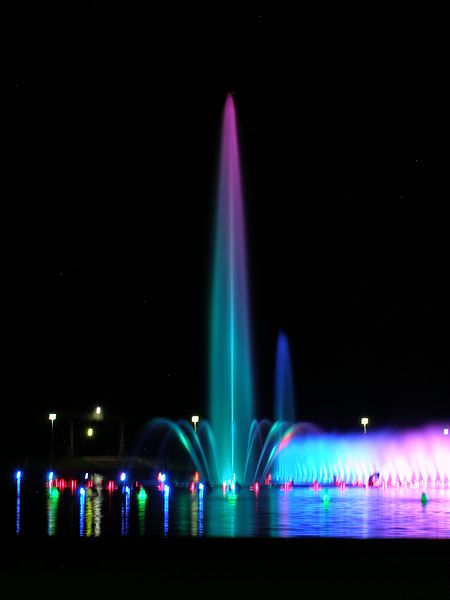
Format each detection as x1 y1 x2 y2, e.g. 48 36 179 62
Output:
1 6 449 458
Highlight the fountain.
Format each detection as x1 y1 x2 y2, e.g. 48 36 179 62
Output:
209 93 254 485
132 94 449 489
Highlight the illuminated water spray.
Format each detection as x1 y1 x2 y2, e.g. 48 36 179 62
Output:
209 94 254 483
273 331 296 480
274 331 296 424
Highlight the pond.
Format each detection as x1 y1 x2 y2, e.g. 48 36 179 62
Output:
8 475 450 539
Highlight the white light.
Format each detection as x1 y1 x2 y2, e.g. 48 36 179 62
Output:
191 416 199 424
49 413 56 422
120 472 126 482
87 427 93 437
96 406 101 415
361 417 369 426
444 428 449 436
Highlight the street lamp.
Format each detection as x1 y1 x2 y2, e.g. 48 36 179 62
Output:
191 415 199 432
49 413 56 467
361 417 369 434
87 427 94 437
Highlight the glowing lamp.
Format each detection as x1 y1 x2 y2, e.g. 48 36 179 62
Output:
361 417 369 434
444 428 449 436
191 415 199 431
120 472 126 482
49 413 56 422
96 406 101 415
16 470 22 480
87 427 94 437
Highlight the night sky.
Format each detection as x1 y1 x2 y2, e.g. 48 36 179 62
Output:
2 6 449 459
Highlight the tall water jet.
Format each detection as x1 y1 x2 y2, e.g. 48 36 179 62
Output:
209 94 254 484
274 330 296 423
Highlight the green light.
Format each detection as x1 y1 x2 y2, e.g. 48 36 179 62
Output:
137 487 148 500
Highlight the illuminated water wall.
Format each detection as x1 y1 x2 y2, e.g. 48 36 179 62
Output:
265 424 450 487
209 94 254 483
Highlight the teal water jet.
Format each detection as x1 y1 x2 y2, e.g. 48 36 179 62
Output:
209 94 254 484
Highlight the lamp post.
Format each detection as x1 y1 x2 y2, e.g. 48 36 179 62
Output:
191 415 199 432
361 417 369 434
49 413 56 467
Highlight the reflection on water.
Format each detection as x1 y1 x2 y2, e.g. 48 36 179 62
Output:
121 486 130 536
12 481 450 539
79 487 102 537
188 487 205 537
163 486 169 537
198 488 204 536
47 486 60 536
16 476 21 535
79 488 85 536
137 487 147 536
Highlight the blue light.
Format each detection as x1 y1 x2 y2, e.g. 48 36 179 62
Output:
163 484 170 495
48 471 54 481
198 482 204 492
120 472 126 482
16 470 22 480
123 485 130 495
80 487 86 495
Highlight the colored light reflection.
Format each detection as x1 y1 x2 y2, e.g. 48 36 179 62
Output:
79 487 86 536
163 485 169 536
137 487 147 536
16 475 21 535
121 485 130 536
47 486 60 536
